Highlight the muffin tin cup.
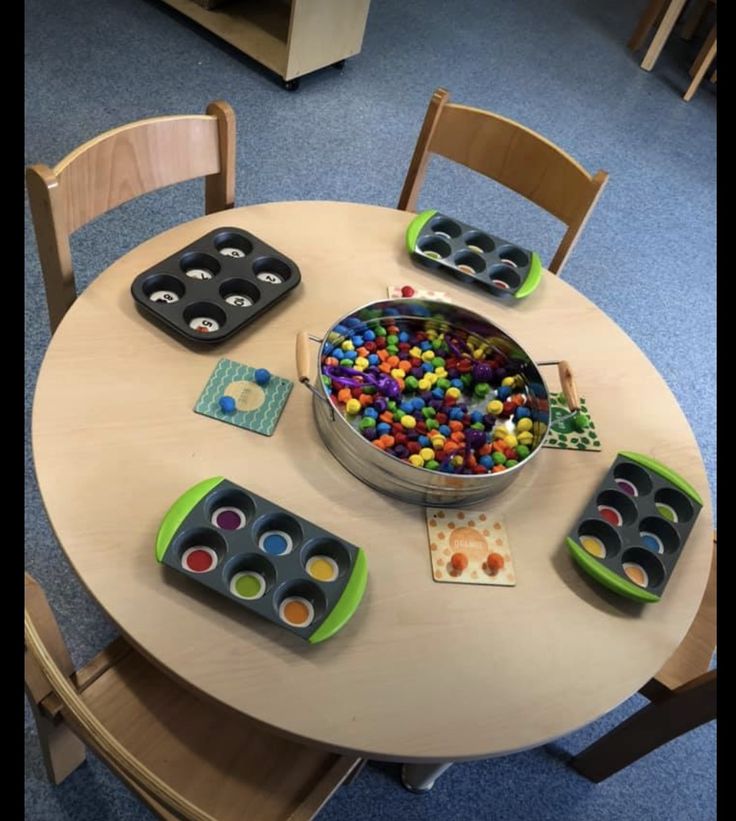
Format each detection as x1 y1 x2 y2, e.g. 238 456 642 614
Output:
207 488 257 531
417 236 452 261
430 216 462 239
214 231 253 259
638 516 680 556
301 538 351 582
225 554 277 600
406 210 542 300
655 488 694 523
596 489 638 527
566 452 703 602
613 462 653 498
181 252 221 280
156 478 367 643
577 519 622 559
131 227 301 345
274 580 327 630
142 274 186 305
174 527 228 574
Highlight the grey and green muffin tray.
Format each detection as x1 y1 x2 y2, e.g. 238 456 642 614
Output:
405 210 542 299
155 477 367 643
131 227 301 346
566 452 703 603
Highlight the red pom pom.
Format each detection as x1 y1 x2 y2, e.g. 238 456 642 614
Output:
450 552 468 571
401 285 415 297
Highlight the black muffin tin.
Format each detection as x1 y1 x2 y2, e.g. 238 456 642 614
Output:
405 209 542 299
155 477 368 643
131 227 301 345
565 451 703 603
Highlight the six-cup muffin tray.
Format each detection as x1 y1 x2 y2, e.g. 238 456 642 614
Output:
566 452 703 603
131 227 301 345
405 209 542 299
155 477 368 643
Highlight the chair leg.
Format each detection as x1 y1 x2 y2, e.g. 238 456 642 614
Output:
684 26 716 100
27 699 87 784
640 0 689 71
570 670 716 782
681 0 709 41
628 0 669 51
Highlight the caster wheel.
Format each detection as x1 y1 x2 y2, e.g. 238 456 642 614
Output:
283 78 300 91
332 59 346 70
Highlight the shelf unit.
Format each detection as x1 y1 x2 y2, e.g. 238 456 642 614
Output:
159 0 372 87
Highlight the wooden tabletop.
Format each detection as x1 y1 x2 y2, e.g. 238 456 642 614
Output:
32 201 713 762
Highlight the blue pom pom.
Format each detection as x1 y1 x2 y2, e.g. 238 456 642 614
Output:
254 368 271 386
219 396 236 414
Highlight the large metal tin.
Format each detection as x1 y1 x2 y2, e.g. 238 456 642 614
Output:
306 299 552 508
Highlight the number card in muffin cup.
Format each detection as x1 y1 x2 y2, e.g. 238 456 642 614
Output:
194 358 293 436
426 508 516 586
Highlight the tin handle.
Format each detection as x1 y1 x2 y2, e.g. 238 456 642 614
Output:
296 331 331 406
557 360 580 413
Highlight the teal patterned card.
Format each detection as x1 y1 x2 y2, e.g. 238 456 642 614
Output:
194 358 293 436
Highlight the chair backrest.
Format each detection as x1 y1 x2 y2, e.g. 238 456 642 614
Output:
26 100 236 334
398 88 608 276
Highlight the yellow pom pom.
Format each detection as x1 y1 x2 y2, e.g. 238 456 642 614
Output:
345 399 361 415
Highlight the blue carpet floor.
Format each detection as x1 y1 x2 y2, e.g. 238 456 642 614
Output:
25 0 716 818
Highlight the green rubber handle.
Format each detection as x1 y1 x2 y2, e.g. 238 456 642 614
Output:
515 251 543 299
405 209 437 253
309 549 368 644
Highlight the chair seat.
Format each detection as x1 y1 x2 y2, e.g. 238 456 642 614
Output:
70 641 359 820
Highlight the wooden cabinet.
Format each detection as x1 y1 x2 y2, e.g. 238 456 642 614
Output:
159 0 372 88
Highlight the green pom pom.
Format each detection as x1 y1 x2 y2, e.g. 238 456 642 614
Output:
574 411 590 430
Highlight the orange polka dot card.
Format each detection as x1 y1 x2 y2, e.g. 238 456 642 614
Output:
426 508 516 586
387 284 453 302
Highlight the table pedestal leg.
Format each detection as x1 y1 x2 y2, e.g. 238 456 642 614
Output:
400 762 453 792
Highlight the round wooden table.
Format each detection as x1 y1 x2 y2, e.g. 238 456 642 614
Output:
33 201 713 773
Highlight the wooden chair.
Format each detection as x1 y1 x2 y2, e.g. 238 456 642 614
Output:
26 100 236 335
397 88 608 276
25 573 363 819
570 534 716 782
